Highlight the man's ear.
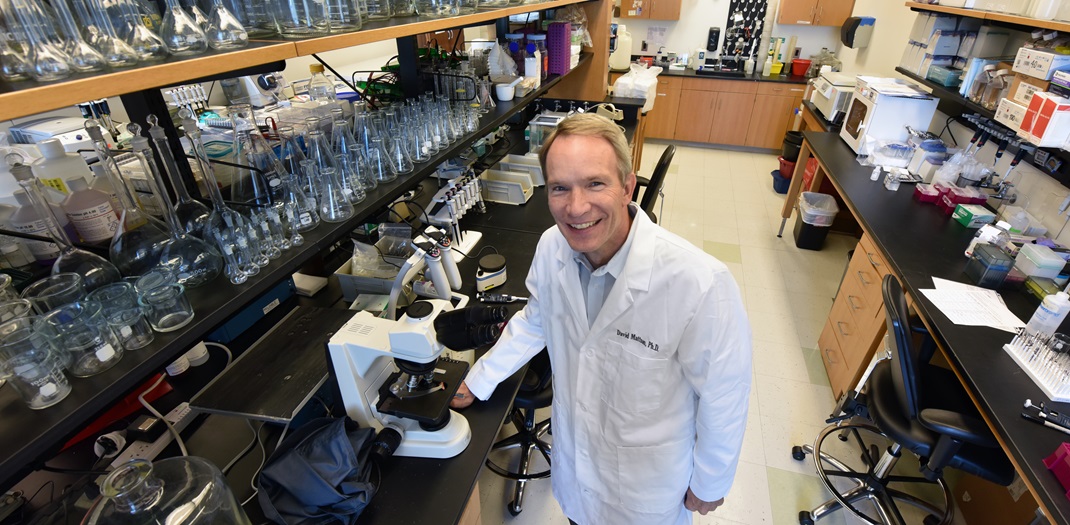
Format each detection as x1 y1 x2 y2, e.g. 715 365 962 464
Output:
624 171 638 201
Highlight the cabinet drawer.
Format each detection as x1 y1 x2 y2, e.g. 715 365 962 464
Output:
846 247 885 322
658 76 682 92
858 234 891 279
828 289 859 356
818 318 851 399
758 82 807 97
681 78 758 93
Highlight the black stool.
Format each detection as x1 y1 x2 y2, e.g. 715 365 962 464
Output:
485 350 552 515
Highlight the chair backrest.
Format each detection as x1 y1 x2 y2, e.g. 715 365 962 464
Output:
882 274 923 421
640 145 675 214
520 348 553 394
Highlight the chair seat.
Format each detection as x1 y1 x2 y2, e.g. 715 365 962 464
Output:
514 383 553 410
868 361 1015 486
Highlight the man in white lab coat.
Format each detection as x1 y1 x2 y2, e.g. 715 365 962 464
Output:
451 114 752 525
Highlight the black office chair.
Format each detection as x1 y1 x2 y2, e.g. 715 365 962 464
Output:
793 274 1014 525
632 145 675 223
485 349 552 516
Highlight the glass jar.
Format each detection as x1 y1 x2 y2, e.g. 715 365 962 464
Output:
35 300 123 377
0 317 71 410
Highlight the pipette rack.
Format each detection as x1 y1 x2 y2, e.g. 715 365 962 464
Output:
1003 328 1070 403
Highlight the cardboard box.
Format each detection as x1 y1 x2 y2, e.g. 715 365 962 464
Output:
953 473 1037 525
995 97 1029 131
1009 72 1049 105
1051 70 1070 98
1025 92 1070 147
953 204 996 228
1013 47 1070 80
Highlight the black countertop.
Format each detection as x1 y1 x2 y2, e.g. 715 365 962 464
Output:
804 131 1070 525
612 66 809 84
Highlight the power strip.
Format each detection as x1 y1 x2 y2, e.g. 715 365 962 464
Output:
109 402 195 468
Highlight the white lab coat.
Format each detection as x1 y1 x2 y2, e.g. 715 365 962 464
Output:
466 207 752 525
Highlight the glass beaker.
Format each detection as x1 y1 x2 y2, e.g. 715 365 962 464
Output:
0 276 18 301
130 135 223 288
206 0 249 49
365 0 391 19
36 300 124 377
87 281 139 311
269 0 329 38
0 317 71 410
8 162 121 291
21 273 86 314
138 283 194 332
159 0 208 55
84 457 253 525
391 0 413 16
324 0 362 32
0 299 33 323
85 121 171 277
106 306 154 350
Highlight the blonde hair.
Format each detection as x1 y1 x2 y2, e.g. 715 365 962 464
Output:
538 113 632 185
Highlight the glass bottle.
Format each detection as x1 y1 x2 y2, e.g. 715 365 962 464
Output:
9 165 121 291
51 0 108 72
129 137 223 288
206 0 249 49
968 65 995 104
84 458 253 525
84 121 170 277
178 108 261 283
159 0 208 55
62 178 120 245
8 0 72 81
305 161 354 223
308 64 337 101
146 116 212 239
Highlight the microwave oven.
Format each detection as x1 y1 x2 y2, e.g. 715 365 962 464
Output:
840 77 939 154
810 72 856 124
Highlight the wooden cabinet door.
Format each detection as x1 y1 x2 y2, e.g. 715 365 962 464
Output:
745 94 795 149
618 0 649 18
648 0 680 20
674 90 716 142
815 0 855 27
777 0 817 25
646 77 681 139
709 91 755 146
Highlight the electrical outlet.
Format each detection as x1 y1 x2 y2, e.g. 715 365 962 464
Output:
109 403 195 468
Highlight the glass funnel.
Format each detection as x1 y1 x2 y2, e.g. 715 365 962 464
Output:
84 121 170 277
206 0 248 50
146 115 212 239
51 0 108 72
7 164 120 291
84 457 253 525
130 136 222 288
178 108 262 283
159 0 208 56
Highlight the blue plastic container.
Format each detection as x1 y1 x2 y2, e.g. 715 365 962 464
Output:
771 170 790 194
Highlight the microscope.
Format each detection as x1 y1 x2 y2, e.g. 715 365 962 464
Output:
328 297 507 458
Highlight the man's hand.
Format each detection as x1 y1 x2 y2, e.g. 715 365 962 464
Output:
684 488 724 515
450 381 476 409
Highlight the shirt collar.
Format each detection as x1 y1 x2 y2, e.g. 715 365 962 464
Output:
572 203 640 278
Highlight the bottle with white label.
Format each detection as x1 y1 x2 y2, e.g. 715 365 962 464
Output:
31 138 91 195
8 189 75 265
1026 291 1070 336
63 177 120 244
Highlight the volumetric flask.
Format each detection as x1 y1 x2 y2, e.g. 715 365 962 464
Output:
159 0 208 55
270 0 328 38
52 0 108 72
0 318 71 410
36 300 124 377
6 0 72 81
206 0 249 49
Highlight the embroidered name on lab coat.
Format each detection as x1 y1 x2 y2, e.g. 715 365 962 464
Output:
615 329 659 351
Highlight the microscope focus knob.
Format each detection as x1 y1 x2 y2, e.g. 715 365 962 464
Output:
407 301 435 321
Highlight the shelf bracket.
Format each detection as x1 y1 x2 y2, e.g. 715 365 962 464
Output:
396 35 422 98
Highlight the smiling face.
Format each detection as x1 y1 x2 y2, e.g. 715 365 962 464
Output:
545 134 637 268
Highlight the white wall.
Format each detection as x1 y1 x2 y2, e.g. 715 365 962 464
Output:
834 0 919 75
613 0 840 60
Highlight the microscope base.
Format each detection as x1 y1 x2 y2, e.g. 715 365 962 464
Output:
392 410 472 458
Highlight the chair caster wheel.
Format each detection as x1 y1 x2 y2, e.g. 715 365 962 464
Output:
792 446 806 461
508 503 522 516
799 511 815 525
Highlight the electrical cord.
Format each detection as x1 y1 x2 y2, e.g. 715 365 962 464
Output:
38 465 109 476
138 374 189 457
454 244 499 259
26 481 53 506
202 341 234 368
240 420 290 507
373 244 404 269
223 420 264 475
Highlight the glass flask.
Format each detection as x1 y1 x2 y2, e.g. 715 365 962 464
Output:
146 116 212 239
456 0 476 14
7 0 72 81
270 0 328 38
281 164 318 236
330 112 368 202
305 161 354 224
84 457 253 525
84 121 170 277
178 108 262 283
384 131 413 175
324 0 362 32
159 0 208 55
391 0 413 16
185 0 210 28
0 31 30 81
277 126 317 209
130 136 223 288
75 0 140 67
365 0 391 19
206 0 248 49
115 0 169 61
305 123 340 178
333 153 366 204
366 138 395 183
51 0 108 72
8 164 121 292
229 104 288 256
35 300 123 377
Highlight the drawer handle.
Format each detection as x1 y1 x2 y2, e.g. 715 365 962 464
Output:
865 251 882 268
824 348 839 364
836 321 850 337
658 93 667 96
847 295 861 311
856 270 871 286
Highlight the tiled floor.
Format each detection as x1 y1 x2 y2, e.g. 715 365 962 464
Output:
474 142 966 525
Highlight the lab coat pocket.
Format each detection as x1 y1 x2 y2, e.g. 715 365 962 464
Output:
616 438 692 513
601 341 668 413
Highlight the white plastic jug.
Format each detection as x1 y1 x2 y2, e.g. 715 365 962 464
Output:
610 26 632 71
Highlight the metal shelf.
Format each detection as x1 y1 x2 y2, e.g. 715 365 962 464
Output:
0 53 588 492
904 1 1070 32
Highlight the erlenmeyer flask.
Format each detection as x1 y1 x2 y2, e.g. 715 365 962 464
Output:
305 124 339 180
206 0 248 49
51 0 108 72
277 126 314 206
159 0 208 55
8 164 120 291
177 108 262 282
78 0 139 67
115 0 168 61
269 0 328 38
366 139 395 183
130 137 222 288
324 0 361 32
281 163 319 234
145 116 211 239
384 134 413 175
307 162 353 224
84 122 170 277
8 0 71 81
333 153 365 204
228 104 285 258
0 32 30 81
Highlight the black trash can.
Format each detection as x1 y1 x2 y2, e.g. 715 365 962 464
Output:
782 131 804 162
793 192 839 250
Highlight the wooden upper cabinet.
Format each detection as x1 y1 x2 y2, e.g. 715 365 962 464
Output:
648 0 681 20
777 0 855 26
618 0 649 18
